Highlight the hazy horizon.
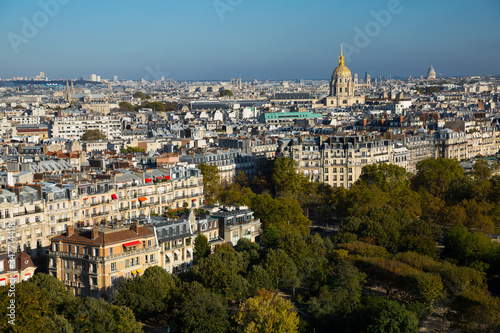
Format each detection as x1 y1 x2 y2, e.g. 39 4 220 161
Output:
1 0 499 81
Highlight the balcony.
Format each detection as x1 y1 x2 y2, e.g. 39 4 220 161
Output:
58 217 70 223
14 209 43 217
141 201 159 207
119 207 129 212
91 211 108 217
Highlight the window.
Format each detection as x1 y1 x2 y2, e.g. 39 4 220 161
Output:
90 263 97 273
232 231 239 244
65 273 70 281
150 254 155 262
65 260 69 269
93 248 99 257
68 245 71 253
111 263 116 272
51 258 57 268
109 247 113 256
91 277 97 285
73 261 77 269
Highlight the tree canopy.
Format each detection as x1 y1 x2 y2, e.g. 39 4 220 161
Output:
80 129 107 141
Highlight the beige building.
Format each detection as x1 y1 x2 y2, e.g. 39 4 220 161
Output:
48 223 160 297
0 252 36 285
279 136 393 188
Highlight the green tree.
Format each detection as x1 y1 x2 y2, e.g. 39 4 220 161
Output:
472 159 491 180
271 157 307 196
191 250 249 300
133 91 150 100
357 163 411 192
246 265 274 294
81 129 107 141
25 273 73 313
194 234 211 260
263 248 300 290
0 281 71 333
118 101 136 111
447 290 500 333
234 289 299 333
355 296 420 333
173 282 229 333
142 101 165 111
64 297 143 333
412 158 463 197
442 225 497 268
198 163 221 205
120 146 145 153
219 89 233 97
251 194 310 236
261 223 280 249
113 266 175 320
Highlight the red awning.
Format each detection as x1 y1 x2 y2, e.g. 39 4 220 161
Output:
123 240 141 247
145 178 152 183
156 176 163 180
192 199 197 201
111 194 117 200
165 175 171 180
24 273 30 277
0 278 5 281
138 197 147 202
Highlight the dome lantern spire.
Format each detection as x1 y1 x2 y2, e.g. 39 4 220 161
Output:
339 45 345 66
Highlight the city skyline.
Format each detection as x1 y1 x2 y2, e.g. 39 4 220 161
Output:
1 0 499 81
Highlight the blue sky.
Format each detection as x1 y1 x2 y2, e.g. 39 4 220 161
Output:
1 0 499 80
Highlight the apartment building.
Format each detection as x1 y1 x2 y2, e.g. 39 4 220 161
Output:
48 223 160 297
0 252 36 285
51 115 121 140
0 186 47 258
211 206 261 246
279 136 393 188
179 149 239 182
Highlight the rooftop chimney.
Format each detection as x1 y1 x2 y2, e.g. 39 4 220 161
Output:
91 227 98 240
131 222 139 234
66 225 74 237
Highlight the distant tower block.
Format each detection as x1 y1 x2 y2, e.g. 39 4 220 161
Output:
427 65 437 80
354 74 358 85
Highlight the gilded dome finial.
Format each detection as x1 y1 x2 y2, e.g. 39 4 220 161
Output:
339 45 345 66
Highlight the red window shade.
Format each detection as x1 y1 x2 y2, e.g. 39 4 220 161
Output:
111 194 117 200
165 175 171 180
145 178 152 183
123 240 141 247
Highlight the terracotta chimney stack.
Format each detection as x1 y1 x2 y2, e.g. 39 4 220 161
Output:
67 225 74 237
91 227 98 240
131 222 139 234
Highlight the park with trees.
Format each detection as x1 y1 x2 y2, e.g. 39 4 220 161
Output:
1 157 500 332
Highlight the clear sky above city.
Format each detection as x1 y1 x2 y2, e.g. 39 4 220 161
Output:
1 0 499 81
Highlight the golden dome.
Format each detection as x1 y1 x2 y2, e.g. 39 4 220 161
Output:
332 46 352 78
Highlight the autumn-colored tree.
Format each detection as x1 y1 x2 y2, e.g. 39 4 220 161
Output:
235 289 299 333
198 163 221 205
